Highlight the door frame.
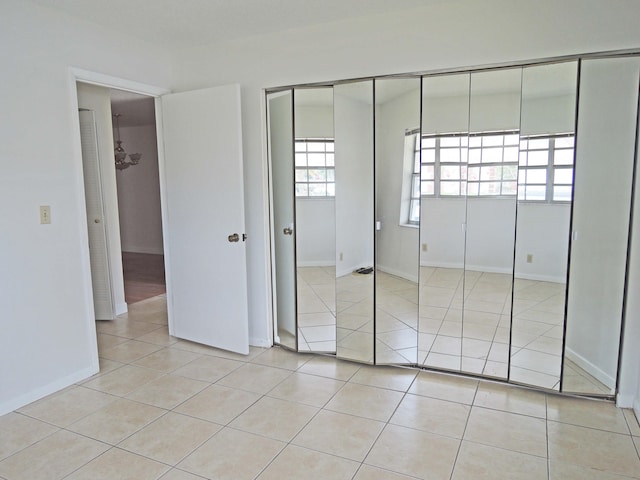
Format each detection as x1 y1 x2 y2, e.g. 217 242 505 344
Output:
69 67 170 371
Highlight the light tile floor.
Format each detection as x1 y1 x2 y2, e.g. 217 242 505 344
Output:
1 293 639 479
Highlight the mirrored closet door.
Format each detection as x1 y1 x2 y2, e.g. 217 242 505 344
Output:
267 52 639 399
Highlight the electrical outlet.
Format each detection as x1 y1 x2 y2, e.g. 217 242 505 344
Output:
422 243 428 252
526 254 533 264
40 205 51 224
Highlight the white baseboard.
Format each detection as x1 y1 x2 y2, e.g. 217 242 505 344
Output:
616 392 635 408
249 336 272 348
0 364 98 416
420 261 564 283
115 302 128 316
122 247 164 255
297 261 336 267
565 347 616 391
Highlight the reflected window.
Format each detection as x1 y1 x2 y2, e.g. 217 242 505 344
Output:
294 138 335 197
407 131 574 204
518 134 575 202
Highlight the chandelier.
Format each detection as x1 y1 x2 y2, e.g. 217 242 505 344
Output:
113 113 142 170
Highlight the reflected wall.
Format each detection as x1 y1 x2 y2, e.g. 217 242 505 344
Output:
374 78 420 365
334 81 375 363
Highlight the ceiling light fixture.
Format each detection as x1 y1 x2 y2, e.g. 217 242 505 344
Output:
113 113 141 170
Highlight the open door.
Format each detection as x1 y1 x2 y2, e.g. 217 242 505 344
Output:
161 84 249 354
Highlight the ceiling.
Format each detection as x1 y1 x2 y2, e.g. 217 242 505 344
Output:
28 0 439 50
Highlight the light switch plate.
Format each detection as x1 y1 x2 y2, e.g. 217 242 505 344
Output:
40 205 51 224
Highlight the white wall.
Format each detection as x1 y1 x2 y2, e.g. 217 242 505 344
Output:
375 84 420 281
0 0 171 415
76 83 127 315
334 85 375 277
115 125 164 254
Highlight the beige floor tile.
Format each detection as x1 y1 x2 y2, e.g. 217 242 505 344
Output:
549 460 636 480
17 386 116 427
292 410 385 462
171 354 244 383
452 441 547 480
135 327 179 347
65 447 170 479
267 372 344 407
256 444 359 480
67 398 165 444
172 340 265 361
353 464 416 479
119 412 220 465
349 364 417 392
178 427 285 480
548 421 640 478
365 424 459 479
0 412 58 460
97 333 129 351
325 383 403 422
0 430 108 480
159 470 205 480
132 348 202 372
250 347 312 370
174 384 261 425
408 370 478 404
126 374 209 409
99 339 163 363
623 409 640 436
464 407 547 457
229 396 318 442
547 395 630 434
297 355 361 381
473 381 547 418
82 365 164 396
217 363 291 394
390 393 470 439
634 435 639 452
96 318 162 339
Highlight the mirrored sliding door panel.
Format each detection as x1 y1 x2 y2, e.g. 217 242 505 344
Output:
419 73 470 372
374 78 420 365
463 67 522 379
510 61 578 390
293 87 336 353
334 81 375 363
267 90 297 350
563 57 640 395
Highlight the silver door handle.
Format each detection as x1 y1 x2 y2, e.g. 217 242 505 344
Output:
228 233 240 242
283 227 293 235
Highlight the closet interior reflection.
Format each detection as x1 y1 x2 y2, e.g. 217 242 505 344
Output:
267 53 639 398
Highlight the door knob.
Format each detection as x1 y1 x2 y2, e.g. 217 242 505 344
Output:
228 233 240 242
94 219 101 223
283 227 293 235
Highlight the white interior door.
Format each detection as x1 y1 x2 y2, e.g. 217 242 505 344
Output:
161 84 249 354
79 109 115 320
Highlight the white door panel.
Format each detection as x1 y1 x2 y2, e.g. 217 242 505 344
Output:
79 109 115 320
162 84 249 354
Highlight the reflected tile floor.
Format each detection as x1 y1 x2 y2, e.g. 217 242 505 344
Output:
419 267 610 393
2 294 639 479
